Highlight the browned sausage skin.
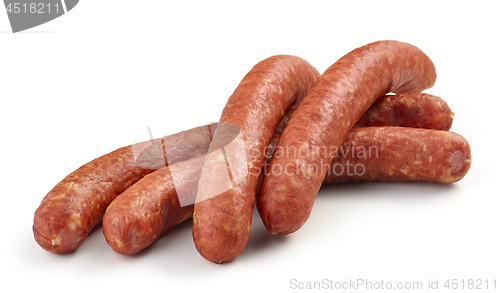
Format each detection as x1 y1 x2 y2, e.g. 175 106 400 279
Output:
257 41 437 235
275 93 454 134
33 125 213 253
355 93 454 130
322 127 471 184
103 157 205 255
192 55 320 263
33 146 156 254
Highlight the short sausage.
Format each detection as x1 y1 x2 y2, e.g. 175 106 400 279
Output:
355 93 453 130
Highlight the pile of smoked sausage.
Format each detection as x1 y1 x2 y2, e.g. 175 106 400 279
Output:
33 40 471 263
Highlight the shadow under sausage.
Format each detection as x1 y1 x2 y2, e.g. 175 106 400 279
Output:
240 181 459 260
71 222 104 254
241 208 290 256
317 181 458 199
127 219 195 259
73 181 459 261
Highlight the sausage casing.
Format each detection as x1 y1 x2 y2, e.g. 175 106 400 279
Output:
193 55 320 263
257 41 437 235
355 93 453 130
33 125 212 253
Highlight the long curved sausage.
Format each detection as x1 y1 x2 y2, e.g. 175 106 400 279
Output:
33 125 213 253
257 41 437 235
192 55 320 263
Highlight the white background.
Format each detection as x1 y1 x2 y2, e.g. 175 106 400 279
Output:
1 1 499 292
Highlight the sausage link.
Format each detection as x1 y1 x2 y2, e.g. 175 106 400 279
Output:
322 127 471 183
193 55 320 263
355 93 454 130
103 153 206 255
33 125 212 253
257 41 437 235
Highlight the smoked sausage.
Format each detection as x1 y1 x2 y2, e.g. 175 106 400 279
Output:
33 125 213 253
257 41 437 235
103 156 205 255
192 55 320 263
355 93 453 130
322 127 471 184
